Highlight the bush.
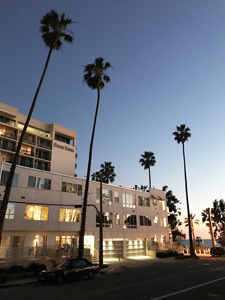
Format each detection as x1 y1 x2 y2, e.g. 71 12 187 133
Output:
8 265 26 274
26 262 46 276
156 250 178 258
0 274 9 284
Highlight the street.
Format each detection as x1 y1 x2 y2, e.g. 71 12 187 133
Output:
1 256 225 300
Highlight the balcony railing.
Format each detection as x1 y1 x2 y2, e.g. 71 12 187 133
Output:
36 142 52 150
22 137 36 145
0 132 17 140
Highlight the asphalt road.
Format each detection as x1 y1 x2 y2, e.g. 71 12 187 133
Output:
1 256 225 300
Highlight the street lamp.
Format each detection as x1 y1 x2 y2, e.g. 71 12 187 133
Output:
74 204 103 268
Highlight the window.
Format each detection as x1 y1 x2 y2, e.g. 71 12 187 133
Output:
96 212 113 228
0 202 15 219
115 213 120 225
0 171 19 187
28 176 51 190
153 216 158 224
24 205 49 221
139 215 151 226
59 208 81 222
0 115 15 126
18 122 49 137
114 191 119 202
96 188 112 205
138 196 150 207
55 134 70 144
34 161 49 171
153 199 157 206
123 214 137 229
122 193 136 208
160 217 167 227
159 200 165 210
61 182 82 195
0 140 15 151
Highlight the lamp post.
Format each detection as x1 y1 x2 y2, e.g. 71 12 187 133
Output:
74 204 103 268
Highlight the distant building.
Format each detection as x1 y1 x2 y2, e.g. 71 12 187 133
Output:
0 102 169 259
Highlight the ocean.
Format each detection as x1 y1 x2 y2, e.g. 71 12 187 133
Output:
180 239 221 248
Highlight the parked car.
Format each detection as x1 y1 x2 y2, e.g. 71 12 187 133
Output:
38 258 99 284
210 247 225 257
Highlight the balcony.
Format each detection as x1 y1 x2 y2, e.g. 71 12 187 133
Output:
0 131 17 140
22 137 36 145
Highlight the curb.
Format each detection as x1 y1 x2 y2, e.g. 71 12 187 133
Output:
0 278 38 289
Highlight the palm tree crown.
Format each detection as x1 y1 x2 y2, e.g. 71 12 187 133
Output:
139 151 156 189
40 10 73 50
83 57 112 90
100 161 116 184
173 124 191 144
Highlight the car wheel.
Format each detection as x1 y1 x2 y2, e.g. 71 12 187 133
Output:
88 270 95 280
56 274 65 285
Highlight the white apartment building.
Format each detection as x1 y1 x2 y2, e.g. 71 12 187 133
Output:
0 102 169 259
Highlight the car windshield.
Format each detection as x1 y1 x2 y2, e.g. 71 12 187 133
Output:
58 259 74 268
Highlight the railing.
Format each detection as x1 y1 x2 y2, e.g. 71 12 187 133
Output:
0 132 17 140
36 143 52 150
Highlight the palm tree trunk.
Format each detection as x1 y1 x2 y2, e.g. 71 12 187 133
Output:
182 142 195 257
192 225 196 249
0 48 53 246
148 167 151 189
78 86 100 258
209 208 216 247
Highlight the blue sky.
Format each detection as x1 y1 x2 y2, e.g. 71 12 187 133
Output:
1 0 225 239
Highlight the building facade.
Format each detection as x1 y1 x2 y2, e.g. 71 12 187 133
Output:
0 102 169 259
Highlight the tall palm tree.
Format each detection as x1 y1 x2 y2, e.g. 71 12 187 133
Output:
184 214 199 249
0 10 74 245
173 124 195 257
202 208 216 247
78 57 112 258
139 151 156 189
100 161 116 184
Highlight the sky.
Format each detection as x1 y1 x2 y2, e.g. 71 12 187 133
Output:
1 0 225 239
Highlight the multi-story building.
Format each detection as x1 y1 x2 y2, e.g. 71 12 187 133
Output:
0 102 169 259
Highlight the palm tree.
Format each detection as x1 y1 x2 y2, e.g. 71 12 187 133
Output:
202 208 216 247
139 151 156 189
172 124 195 257
184 214 200 249
78 57 112 258
91 171 101 182
100 161 116 184
0 10 74 245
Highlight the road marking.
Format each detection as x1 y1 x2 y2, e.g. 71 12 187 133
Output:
149 276 225 300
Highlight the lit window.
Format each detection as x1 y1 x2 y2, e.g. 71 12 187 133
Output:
153 199 157 206
122 193 136 208
115 213 120 225
59 208 81 222
24 205 49 221
153 216 158 224
159 200 165 210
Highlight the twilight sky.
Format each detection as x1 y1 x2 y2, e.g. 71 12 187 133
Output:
1 0 225 239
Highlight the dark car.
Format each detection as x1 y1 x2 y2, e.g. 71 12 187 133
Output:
210 247 225 257
38 258 99 284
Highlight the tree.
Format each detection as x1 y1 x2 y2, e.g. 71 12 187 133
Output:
201 208 216 247
134 185 148 192
162 186 182 241
78 57 112 258
0 10 74 245
139 151 156 189
184 214 200 249
172 124 195 257
91 171 101 182
211 199 225 238
100 162 116 184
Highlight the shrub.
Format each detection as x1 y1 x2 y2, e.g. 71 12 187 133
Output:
8 265 26 274
156 250 178 258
